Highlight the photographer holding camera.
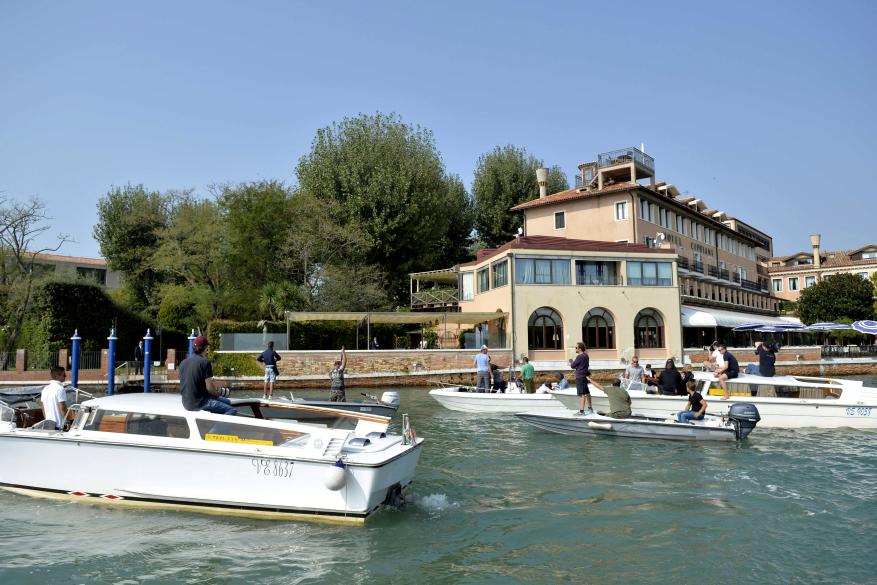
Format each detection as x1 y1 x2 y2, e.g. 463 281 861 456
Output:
179 335 237 416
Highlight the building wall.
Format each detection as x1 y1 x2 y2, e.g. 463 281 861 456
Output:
525 195 632 242
770 266 877 302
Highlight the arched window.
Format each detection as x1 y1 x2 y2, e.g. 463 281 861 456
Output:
528 307 563 350
582 308 615 349
634 308 664 348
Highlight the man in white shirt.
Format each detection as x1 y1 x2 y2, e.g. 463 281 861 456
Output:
40 366 68 430
702 342 725 372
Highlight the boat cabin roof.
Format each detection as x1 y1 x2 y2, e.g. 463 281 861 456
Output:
81 393 194 416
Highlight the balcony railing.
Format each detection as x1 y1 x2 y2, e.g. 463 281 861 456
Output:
741 279 761 291
692 261 704 274
706 265 719 278
677 257 690 270
576 275 624 286
411 288 459 307
719 268 730 281
597 147 655 172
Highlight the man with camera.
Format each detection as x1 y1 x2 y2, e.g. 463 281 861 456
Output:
179 335 237 416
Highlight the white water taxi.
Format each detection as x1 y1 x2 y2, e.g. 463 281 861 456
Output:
552 373 877 429
428 382 569 413
0 394 423 523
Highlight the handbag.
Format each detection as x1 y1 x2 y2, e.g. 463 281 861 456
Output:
272 364 279 376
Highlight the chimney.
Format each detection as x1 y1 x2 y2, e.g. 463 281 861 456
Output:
810 234 821 269
536 168 548 198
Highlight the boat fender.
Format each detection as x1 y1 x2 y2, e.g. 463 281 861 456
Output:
587 421 612 431
323 459 347 491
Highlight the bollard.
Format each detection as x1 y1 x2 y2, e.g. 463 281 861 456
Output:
107 329 117 396
71 330 81 389
143 330 153 393
188 329 196 358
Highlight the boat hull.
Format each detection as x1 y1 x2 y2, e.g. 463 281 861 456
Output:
429 387 566 413
0 432 422 522
552 389 877 429
515 411 739 441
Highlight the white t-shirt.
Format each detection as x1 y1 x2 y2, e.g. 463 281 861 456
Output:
40 380 67 429
712 349 725 369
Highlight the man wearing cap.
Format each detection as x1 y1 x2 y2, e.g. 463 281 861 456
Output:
178 335 237 415
474 345 491 392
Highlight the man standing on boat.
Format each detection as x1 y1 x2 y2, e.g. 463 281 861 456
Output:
474 345 491 392
570 342 594 415
179 336 237 415
519 356 535 393
40 366 68 430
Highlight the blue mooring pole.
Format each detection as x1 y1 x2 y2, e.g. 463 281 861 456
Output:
188 329 196 358
107 329 117 396
143 329 153 393
70 330 81 388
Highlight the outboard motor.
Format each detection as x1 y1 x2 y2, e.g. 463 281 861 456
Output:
728 403 761 440
380 391 401 408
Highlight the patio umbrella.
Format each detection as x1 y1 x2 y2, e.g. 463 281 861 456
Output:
803 322 852 331
851 320 877 335
733 322 770 331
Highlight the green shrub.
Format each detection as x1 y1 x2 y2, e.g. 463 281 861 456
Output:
212 352 263 377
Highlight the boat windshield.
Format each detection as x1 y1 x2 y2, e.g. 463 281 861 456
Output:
84 409 191 438
195 418 307 447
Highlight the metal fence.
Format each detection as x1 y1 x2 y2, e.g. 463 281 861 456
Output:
0 352 15 371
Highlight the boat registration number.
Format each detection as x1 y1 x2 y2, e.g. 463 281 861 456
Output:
252 458 294 478
846 407 872 417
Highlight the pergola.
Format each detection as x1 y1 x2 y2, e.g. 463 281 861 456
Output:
284 311 508 349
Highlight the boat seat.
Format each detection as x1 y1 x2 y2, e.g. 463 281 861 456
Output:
798 388 824 399
756 386 777 397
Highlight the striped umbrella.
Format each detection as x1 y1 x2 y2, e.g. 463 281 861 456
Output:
851 320 877 335
803 322 853 331
733 322 770 331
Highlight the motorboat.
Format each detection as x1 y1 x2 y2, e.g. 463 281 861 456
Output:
0 384 93 428
0 393 423 523
552 373 877 429
230 396 395 430
515 403 761 442
428 381 569 413
256 391 400 421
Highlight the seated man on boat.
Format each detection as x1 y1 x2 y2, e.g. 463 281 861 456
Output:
715 344 740 400
604 384 632 418
179 336 237 416
677 380 707 423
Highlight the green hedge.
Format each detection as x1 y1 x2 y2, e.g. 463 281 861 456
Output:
23 280 189 359
212 352 264 377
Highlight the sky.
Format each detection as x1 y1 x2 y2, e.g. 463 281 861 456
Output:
1 0 876 259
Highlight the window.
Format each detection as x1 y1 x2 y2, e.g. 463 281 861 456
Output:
627 261 673 286
615 201 628 220
477 267 490 293
582 308 615 349
861 251 877 259
77 267 107 286
659 208 668 228
528 307 563 350
515 258 570 285
676 215 684 234
634 308 664 348
575 260 619 285
461 272 474 301
772 278 783 292
492 260 508 288
554 211 566 230
644 236 655 248
85 410 190 439
789 277 799 291
805 276 816 288
196 419 305 447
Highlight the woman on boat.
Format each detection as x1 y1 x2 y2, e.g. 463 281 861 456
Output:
754 340 777 378
677 380 707 423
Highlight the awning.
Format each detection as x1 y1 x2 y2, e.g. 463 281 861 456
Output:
681 306 802 328
284 311 507 325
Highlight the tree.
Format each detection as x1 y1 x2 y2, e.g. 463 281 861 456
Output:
0 196 70 362
796 273 875 324
93 184 171 316
258 281 307 321
472 145 568 248
295 113 473 304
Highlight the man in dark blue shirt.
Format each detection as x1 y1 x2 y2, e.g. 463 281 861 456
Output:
178 336 236 415
716 344 739 400
569 342 593 415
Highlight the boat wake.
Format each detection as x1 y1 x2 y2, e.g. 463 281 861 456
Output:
412 493 457 515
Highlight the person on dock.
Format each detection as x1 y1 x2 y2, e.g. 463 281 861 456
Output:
519 356 535 393
474 345 492 392
570 342 593 415
257 340 281 400
329 347 347 402
179 336 237 416
369 337 380 350
677 380 707 423
134 340 143 375
716 344 739 400
40 366 68 430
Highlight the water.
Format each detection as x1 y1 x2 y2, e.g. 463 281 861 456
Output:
2 387 876 584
